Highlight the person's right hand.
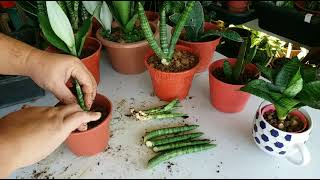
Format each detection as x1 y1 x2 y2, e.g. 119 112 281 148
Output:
0 104 101 178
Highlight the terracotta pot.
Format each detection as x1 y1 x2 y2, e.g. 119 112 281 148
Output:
91 18 102 38
252 101 312 166
144 45 199 101
65 93 113 156
46 37 102 85
96 22 159 74
209 58 259 113
295 1 320 15
177 22 221 73
227 1 249 13
145 11 160 25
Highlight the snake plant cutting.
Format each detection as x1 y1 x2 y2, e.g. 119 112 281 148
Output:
241 57 320 126
37 1 96 110
138 1 196 65
168 1 243 43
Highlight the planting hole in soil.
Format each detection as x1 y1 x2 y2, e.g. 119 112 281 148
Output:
212 67 259 85
263 110 306 133
148 49 199 72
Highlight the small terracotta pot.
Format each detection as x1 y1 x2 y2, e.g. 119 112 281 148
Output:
227 1 249 13
46 37 102 85
91 18 102 38
96 22 159 74
145 11 160 25
144 45 199 101
209 58 259 113
177 22 221 73
65 93 113 156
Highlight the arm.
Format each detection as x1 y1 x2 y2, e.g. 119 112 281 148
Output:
0 33 97 108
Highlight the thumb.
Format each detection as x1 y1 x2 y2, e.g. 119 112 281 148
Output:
64 111 101 132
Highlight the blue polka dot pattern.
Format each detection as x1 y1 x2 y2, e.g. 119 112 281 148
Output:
285 134 292 141
261 134 269 142
265 146 273 152
270 129 279 137
254 124 258 132
274 142 284 148
279 151 286 155
255 137 260 144
260 121 266 129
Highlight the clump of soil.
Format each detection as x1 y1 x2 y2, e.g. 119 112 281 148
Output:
101 26 145 43
212 67 259 85
79 48 96 59
263 110 306 132
148 49 199 72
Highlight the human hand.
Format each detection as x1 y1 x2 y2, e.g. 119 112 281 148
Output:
0 104 101 177
26 49 97 109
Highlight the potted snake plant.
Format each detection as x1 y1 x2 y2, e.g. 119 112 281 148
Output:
92 1 159 74
38 1 112 156
209 35 260 113
241 57 320 166
169 1 243 73
38 1 103 84
138 1 198 101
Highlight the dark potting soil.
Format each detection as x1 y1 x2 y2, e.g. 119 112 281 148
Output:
79 48 96 59
148 49 199 72
101 26 145 43
212 67 259 85
263 110 305 132
86 105 108 130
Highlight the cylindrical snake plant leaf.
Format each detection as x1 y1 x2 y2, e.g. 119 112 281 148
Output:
46 1 76 56
159 6 169 56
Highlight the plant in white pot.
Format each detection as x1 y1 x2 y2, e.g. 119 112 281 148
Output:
38 1 112 156
241 57 320 166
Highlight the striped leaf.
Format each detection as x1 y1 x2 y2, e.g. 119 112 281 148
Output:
46 1 76 56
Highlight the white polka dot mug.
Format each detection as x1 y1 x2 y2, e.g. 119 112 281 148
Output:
252 101 312 166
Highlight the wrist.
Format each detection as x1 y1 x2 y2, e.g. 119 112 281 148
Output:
23 48 46 78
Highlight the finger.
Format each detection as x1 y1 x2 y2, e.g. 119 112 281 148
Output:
77 123 88 132
71 64 97 109
57 103 82 116
64 111 101 132
53 83 77 105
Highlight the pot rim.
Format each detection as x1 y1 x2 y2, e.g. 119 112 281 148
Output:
81 37 102 61
258 101 312 135
96 22 159 48
177 22 222 44
144 44 200 75
209 58 259 87
68 93 113 137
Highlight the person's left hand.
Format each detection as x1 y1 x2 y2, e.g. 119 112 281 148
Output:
26 49 97 109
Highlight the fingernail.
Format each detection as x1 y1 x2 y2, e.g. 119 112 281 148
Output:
92 112 101 119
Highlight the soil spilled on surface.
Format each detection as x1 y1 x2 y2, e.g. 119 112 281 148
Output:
147 49 199 72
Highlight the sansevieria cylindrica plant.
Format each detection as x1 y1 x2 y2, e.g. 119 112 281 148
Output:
138 1 196 65
37 1 98 110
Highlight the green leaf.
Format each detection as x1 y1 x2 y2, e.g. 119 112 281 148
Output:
46 1 76 56
233 37 249 80
99 2 113 32
256 63 276 82
82 1 101 15
75 15 93 57
273 97 302 120
200 29 243 43
275 58 301 90
124 13 138 33
223 60 233 82
301 66 317 83
296 81 320 109
283 68 303 97
112 1 130 26
38 14 70 54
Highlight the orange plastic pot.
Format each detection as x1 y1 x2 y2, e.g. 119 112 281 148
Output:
227 1 249 13
96 22 159 74
65 93 112 156
178 22 221 73
46 37 102 85
144 45 199 101
209 58 258 113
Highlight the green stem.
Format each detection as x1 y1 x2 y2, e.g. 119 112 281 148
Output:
73 79 88 111
145 132 203 147
144 125 199 142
